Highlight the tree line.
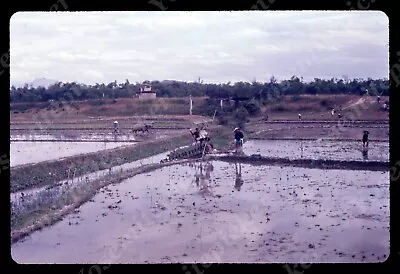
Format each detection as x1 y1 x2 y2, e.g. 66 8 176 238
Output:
10 76 389 104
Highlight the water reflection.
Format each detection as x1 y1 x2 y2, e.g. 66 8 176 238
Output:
234 163 244 191
11 132 136 142
192 161 214 196
362 147 369 160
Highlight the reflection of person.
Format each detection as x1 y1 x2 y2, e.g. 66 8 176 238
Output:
193 162 202 186
192 162 213 192
234 163 244 191
362 149 368 160
205 162 214 178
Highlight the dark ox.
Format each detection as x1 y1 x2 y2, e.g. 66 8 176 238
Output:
132 124 153 134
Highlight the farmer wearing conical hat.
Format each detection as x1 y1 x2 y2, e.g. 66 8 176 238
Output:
113 121 119 133
234 127 244 153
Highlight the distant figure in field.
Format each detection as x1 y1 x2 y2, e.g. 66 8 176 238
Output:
377 96 381 103
298 113 302 120
113 121 119 133
383 102 389 111
362 130 369 147
331 109 335 116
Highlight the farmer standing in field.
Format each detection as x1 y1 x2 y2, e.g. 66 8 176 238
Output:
234 127 244 153
362 130 369 147
113 121 119 133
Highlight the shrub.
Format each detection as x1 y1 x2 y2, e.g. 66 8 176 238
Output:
244 100 261 116
320 99 334 108
218 115 229 125
291 95 301 102
88 99 106 106
10 103 37 112
235 107 250 121
198 98 220 116
175 99 187 105
271 104 288 112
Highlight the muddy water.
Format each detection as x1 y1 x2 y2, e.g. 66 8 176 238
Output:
10 151 171 213
11 161 389 263
243 140 389 162
10 129 184 141
10 141 136 167
10 133 138 142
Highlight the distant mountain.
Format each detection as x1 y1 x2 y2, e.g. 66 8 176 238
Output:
11 78 59 88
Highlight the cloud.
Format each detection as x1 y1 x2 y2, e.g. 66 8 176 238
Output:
10 11 388 85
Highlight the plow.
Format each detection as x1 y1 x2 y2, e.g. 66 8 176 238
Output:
160 142 213 163
160 124 216 163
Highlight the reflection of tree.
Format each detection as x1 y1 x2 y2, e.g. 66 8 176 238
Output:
234 163 244 191
192 161 214 196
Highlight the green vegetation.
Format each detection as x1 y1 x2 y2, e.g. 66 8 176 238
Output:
11 77 388 128
10 77 388 104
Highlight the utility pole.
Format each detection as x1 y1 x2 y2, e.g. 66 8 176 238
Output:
189 94 193 116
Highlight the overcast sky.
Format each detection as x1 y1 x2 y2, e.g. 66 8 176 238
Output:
10 11 388 86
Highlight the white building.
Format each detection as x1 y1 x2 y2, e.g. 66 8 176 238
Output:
139 81 156 99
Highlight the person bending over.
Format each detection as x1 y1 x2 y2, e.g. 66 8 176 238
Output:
190 128 201 142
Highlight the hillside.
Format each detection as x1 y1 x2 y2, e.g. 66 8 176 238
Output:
10 94 389 122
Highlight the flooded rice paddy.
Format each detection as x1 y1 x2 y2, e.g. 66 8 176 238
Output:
243 140 389 162
10 151 170 214
10 129 183 167
10 141 136 167
10 133 138 142
11 160 389 263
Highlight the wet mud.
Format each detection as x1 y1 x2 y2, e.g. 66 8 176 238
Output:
246 122 389 141
11 161 389 263
242 140 389 162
